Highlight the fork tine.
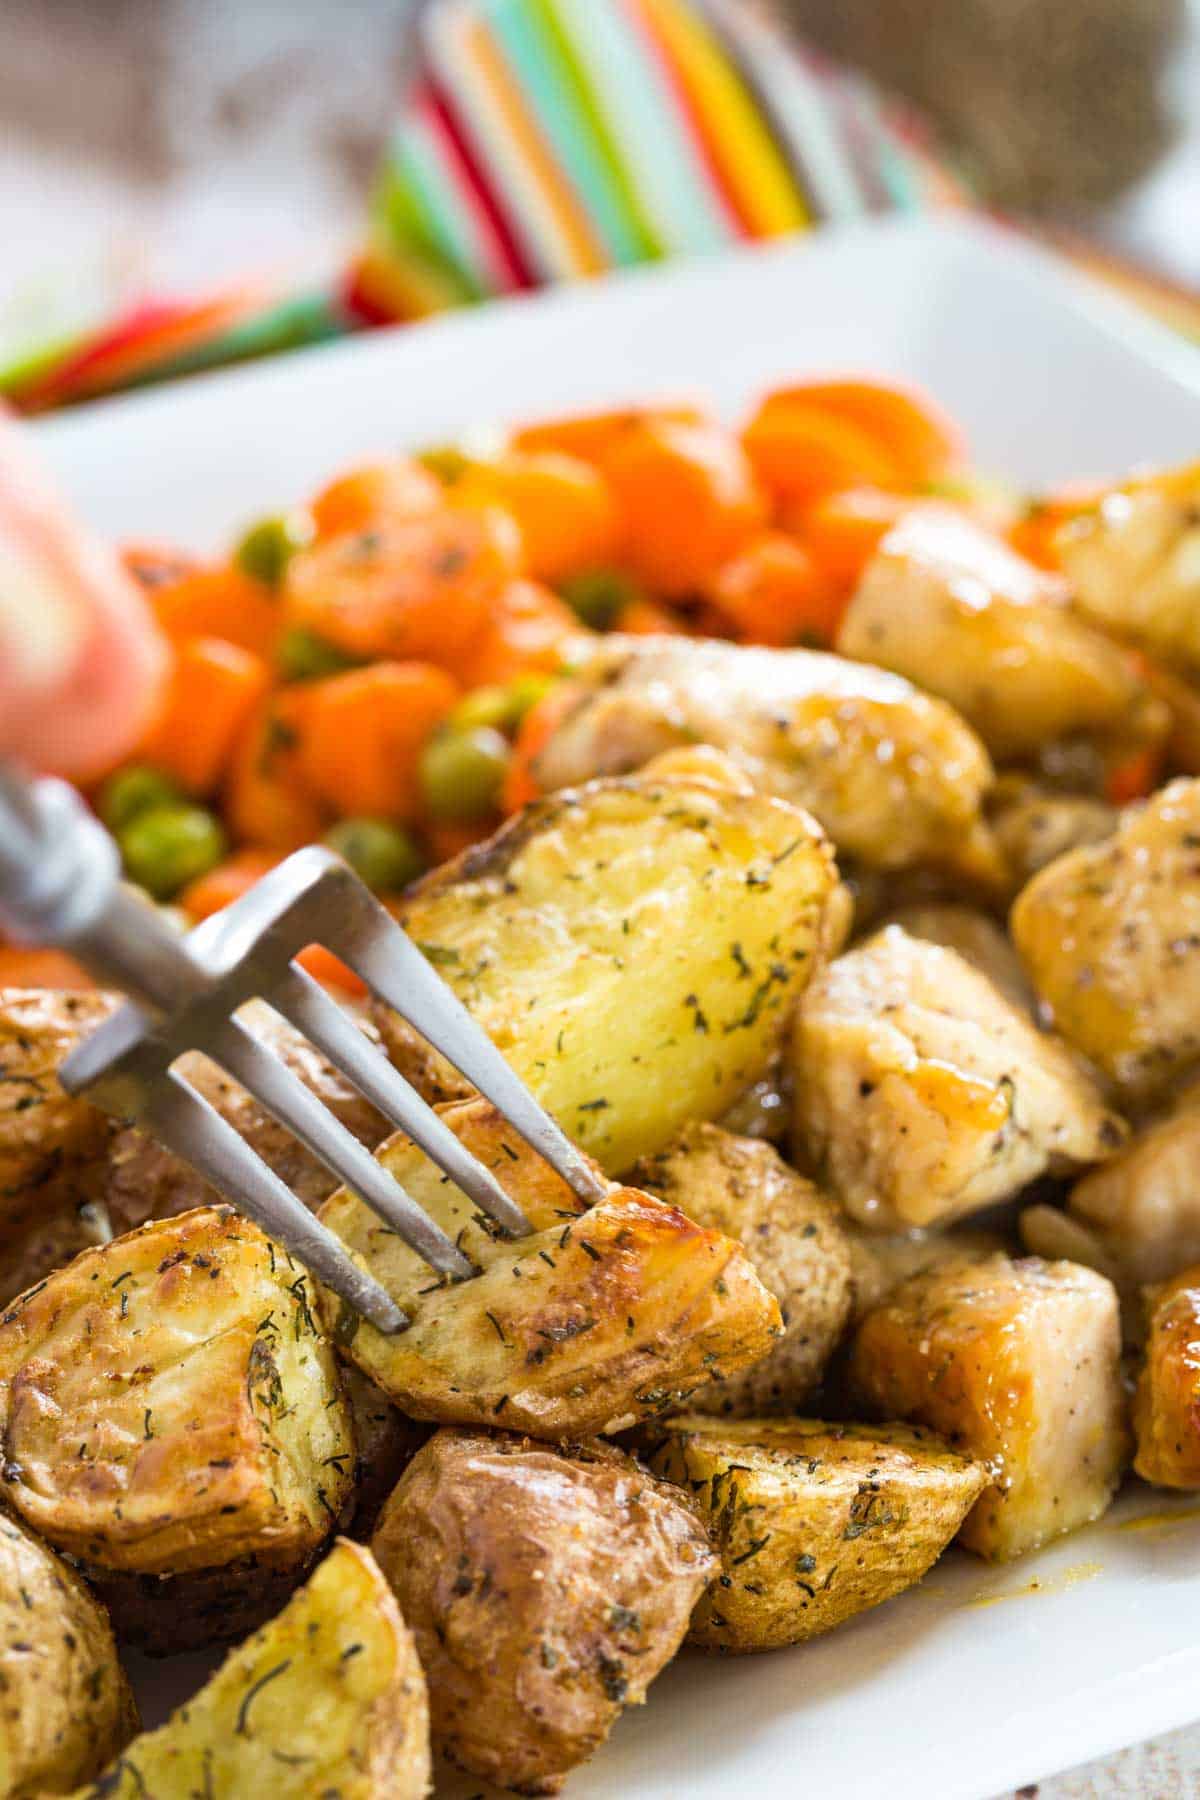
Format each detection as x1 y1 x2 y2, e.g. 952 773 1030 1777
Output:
349 919 609 1206
274 968 533 1238
215 1017 474 1281
149 1069 407 1333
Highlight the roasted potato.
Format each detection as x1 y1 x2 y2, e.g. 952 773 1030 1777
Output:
884 901 1034 1011
0 1510 137 1797
372 1427 714 1795
632 1122 852 1414
0 1206 354 1649
849 1252 1129 1559
1012 778 1200 1099
1057 461 1200 676
988 776 1117 891
643 1416 986 1651
70 1539 430 1800
319 1099 781 1438
340 1366 432 1540
792 926 1124 1230
378 760 836 1174
527 635 1003 883
839 506 1165 761
1133 1267 1200 1488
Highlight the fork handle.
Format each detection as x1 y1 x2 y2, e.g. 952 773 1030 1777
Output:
0 764 205 1017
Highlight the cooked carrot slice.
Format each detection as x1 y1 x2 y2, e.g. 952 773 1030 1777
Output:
612 598 687 636
742 401 904 504
295 660 459 820
294 943 367 996
1106 743 1165 807
139 637 271 795
502 681 584 814
752 379 963 488
150 565 281 658
456 451 621 584
796 487 915 587
603 419 766 596
0 946 93 989
458 580 579 689
179 848 282 922
705 532 844 647
309 458 442 538
224 689 326 851
512 403 706 464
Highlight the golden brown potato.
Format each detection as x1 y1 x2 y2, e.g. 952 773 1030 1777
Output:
631 1122 852 1414
527 634 1003 883
643 1416 985 1652
372 1428 714 1795
0 1206 354 1649
839 506 1165 761
988 775 1117 892
319 1099 781 1439
1012 778 1200 1100
378 760 836 1175
0 1511 137 1797
1057 461 1200 676
70 1539 430 1800
792 926 1124 1230
884 901 1034 1011
849 1252 1129 1559
1133 1267 1200 1487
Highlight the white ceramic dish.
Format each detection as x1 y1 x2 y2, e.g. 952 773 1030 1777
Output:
33 215 1200 1800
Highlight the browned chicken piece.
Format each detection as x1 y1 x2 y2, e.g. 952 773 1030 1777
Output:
845 1224 1012 1328
1133 1266 1200 1488
631 1122 853 1414
530 634 1003 883
372 1428 715 1795
792 926 1124 1230
837 506 1166 762
849 1252 1129 1559
1011 777 1200 1100
885 901 1034 1010
988 775 1117 890
1057 461 1200 676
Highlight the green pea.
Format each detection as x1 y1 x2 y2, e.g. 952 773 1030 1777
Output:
557 568 643 631
324 818 426 892
118 805 227 901
419 727 511 822
450 674 555 738
276 627 363 683
234 509 313 588
98 765 184 835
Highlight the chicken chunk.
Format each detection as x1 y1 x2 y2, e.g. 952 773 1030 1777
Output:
1057 461 1200 676
885 902 1034 1011
838 506 1165 761
988 775 1117 890
1133 1266 1200 1488
1011 777 1200 1099
530 634 1003 882
792 926 1124 1230
849 1253 1129 1558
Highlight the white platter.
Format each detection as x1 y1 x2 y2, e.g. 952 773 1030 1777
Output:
33 215 1200 1799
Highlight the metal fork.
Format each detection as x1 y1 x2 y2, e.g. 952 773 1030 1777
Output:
0 766 605 1332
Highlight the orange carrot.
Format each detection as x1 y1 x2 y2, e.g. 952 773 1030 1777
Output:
455 451 620 584
742 400 903 504
0 946 94 989
296 661 459 820
612 597 686 636
1009 481 1106 571
796 487 915 586
225 688 326 851
179 848 282 922
422 819 492 865
1105 743 1165 807
503 681 583 814
705 532 844 646
283 505 522 673
512 403 706 464
295 944 367 996
151 565 281 658
139 637 271 795
758 379 963 487
309 458 442 538
603 419 766 596
458 580 579 688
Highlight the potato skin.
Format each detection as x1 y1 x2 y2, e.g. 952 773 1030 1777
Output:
0 1511 137 1797
643 1416 986 1652
73 1539 430 1800
1133 1267 1200 1488
372 1428 715 1795
632 1122 852 1414
380 765 836 1174
319 1100 782 1439
849 1252 1129 1560
0 1207 354 1647
339 1366 432 1540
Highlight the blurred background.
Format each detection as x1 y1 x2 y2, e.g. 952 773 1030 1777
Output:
2 0 1198 400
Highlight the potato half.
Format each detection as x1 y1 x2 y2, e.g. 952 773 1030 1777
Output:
69 1539 430 1800
1133 1267 1200 1488
319 1099 781 1438
372 1428 714 1795
0 1511 137 1798
0 1207 354 1648
643 1416 986 1652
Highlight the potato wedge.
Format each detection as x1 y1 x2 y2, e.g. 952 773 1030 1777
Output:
1133 1266 1200 1487
849 1252 1129 1559
528 635 1002 883
69 1539 430 1800
318 1100 781 1438
0 1207 354 1649
0 1511 137 1797
1012 778 1200 1100
376 763 835 1174
372 1428 714 1794
643 1416 985 1652
792 926 1124 1229
631 1122 852 1414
